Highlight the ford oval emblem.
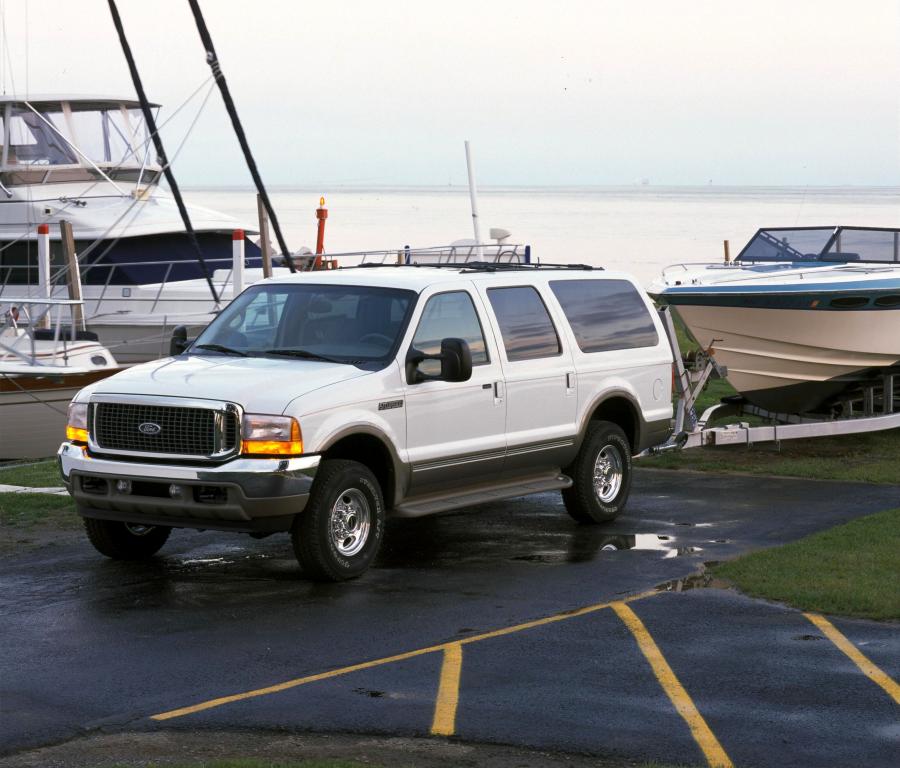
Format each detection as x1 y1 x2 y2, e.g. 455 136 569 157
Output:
138 422 162 436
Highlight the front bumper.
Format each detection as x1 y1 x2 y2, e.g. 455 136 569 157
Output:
58 442 320 533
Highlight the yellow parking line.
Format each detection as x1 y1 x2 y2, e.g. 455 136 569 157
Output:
612 602 733 768
804 613 900 705
431 642 463 736
151 589 657 721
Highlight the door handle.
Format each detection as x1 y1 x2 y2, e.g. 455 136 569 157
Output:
566 372 576 390
493 380 505 404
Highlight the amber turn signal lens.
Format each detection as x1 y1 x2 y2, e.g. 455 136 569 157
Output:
241 416 302 456
66 425 89 443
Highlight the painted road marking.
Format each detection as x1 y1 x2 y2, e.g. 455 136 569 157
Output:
431 642 463 736
151 589 657 721
612 602 733 768
804 612 900 705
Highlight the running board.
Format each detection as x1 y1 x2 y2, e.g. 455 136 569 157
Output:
393 472 572 518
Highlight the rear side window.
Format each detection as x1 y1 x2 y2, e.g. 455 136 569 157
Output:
550 279 659 352
487 286 561 361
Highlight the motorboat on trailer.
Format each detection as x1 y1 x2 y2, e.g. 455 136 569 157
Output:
651 226 900 415
0 95 261 362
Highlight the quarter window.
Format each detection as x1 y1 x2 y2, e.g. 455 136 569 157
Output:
487 286 561 361
412 291 489 376
550 279 659 352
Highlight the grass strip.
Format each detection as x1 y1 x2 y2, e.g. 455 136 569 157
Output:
712 508 900 620
0 458 63 487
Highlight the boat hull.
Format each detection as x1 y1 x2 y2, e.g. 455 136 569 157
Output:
0 369 120 459
672 304 900 413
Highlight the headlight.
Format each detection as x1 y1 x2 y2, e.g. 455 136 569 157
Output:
241 414 303 456
66 401 89 443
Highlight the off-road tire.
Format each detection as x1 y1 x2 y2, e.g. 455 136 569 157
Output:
562 421 632 523
292 459 385 581
83 517 171 559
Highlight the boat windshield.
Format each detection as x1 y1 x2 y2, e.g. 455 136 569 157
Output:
191 283 417 364
737 227 900 265
3 101 158 170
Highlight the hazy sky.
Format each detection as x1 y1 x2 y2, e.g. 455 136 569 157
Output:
3 0 899 186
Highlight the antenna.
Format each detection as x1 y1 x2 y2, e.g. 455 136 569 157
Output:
464 140 484 260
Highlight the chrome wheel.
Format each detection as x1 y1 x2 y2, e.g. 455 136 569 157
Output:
330 488 371 557
593 444 623 503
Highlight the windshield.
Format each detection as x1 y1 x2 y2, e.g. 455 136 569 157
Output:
192 283 416 364
5 102 157 168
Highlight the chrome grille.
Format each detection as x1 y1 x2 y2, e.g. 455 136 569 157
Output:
93 402 238 458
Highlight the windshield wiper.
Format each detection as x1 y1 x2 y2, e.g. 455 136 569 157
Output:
263 348 347 364
192 343 248 357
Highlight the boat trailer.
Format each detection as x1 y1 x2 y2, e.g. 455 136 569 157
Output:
648 307 900 453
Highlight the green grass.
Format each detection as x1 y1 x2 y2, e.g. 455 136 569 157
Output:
0 459 62 487
712 508 900 620
0 493 78 536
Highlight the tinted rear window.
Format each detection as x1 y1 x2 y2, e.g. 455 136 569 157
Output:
550 279 659 352
487 286 561 361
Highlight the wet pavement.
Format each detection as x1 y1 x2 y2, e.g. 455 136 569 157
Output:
1 468 898 767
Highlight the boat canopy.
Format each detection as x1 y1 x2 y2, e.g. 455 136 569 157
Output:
737 226 900 265
0 97 160 184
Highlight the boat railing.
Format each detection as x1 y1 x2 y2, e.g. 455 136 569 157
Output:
356 243 530 265
0 297 91 368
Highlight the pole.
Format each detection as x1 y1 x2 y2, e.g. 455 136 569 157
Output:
106 0 220 304
314 196 328 270
37 223 51 328
186 0 295 273
723 240 731 264
257 194 273 278
59 220 84 335
464 141 484 260
232 229 245 294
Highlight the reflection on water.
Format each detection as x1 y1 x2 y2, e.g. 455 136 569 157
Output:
513 533 702 564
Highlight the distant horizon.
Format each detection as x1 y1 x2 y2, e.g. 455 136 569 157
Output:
183 183 900 192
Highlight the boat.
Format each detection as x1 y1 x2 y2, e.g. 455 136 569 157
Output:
0 94 262 362
651 226 900 414
1 298 123 458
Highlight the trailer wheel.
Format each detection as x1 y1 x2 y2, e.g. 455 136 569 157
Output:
563 421 632 523
292 459 385 581
83 518 171 559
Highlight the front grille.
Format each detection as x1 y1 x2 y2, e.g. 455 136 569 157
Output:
93 402 238 458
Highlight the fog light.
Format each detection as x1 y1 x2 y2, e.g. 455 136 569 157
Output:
116 479 132 494
169 484 183 499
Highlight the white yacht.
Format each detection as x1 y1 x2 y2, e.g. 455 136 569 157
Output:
0 95 261 362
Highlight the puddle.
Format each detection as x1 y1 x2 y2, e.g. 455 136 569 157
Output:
353 688 385 698
655 570 734 592
511 533 703 564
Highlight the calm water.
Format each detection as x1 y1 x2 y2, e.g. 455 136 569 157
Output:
186 186 900 287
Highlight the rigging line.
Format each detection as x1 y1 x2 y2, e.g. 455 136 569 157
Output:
185 0 296 273
106 0 220 306
166 79 217 169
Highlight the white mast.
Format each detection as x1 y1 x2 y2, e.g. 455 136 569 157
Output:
464 140 484 259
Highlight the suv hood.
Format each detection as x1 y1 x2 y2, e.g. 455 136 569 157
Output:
84 355 372 414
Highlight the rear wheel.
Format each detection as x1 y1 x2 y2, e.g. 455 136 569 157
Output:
83 518 171 559
562 421 632 523
292 459 385 581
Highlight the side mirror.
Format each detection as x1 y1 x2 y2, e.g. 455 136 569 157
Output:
169 325 189 356
406 337 473 384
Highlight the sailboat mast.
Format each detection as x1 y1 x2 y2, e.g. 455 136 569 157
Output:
106 0 221 304
186 0 296 273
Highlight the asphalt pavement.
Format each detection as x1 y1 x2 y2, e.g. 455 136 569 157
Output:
1 468 898 767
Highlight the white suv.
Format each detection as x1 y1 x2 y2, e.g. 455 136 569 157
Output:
59 264 673 580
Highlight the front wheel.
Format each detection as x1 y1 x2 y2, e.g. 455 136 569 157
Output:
83 517 171 559
292 459 385 581
562 421 632 523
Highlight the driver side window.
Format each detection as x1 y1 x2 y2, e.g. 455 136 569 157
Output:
412 291 489 377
